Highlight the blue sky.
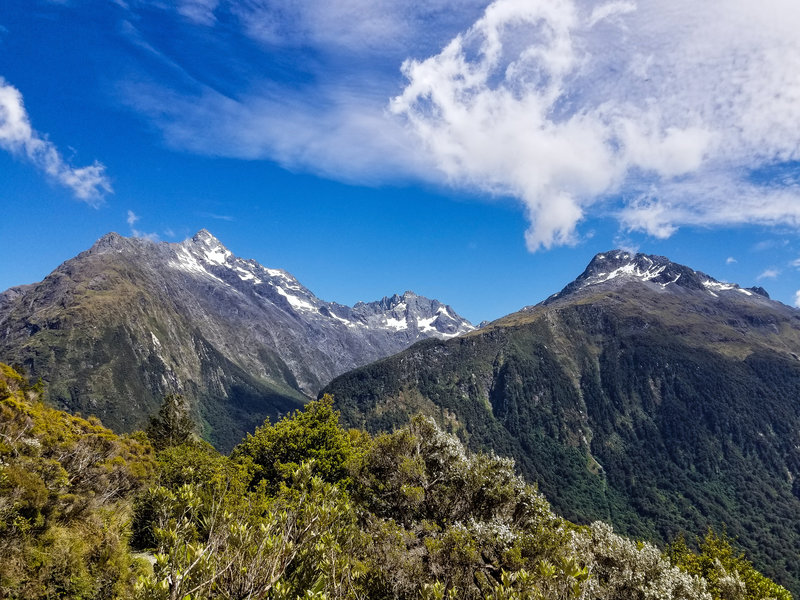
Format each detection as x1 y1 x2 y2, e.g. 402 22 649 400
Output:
1 0 799 323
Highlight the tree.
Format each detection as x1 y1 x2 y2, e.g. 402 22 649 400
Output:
145 394 196 451
231 394 355 490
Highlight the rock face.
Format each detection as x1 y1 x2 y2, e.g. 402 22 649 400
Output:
0 230 473 450
323 250 800 593
545 249 771 302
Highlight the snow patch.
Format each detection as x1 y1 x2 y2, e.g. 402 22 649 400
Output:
203 246 231 265
384 316 408 330
234 266 262 284
417 315 437 333
275 286 316 311
265 268 295 281
170 247 224 282
660 273 681 288
702 280 735 293
327 311 359 327
436 306 453 317
594 262 666 284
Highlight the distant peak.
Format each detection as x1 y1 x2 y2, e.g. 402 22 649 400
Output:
192 229 222 245
180 229 234 267
97 231 124 245
89 231 128 253
577 250 704 290
746 286 770 299
547 249 766 303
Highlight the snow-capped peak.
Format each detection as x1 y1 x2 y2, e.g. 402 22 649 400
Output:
164 232 474 336
546 250 770 303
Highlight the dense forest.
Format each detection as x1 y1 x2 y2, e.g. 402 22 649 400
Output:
0 363 791 599
325 298 800 595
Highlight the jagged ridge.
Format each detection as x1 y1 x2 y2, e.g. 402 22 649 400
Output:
0 230 473 450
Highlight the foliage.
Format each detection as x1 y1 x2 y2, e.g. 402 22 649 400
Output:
0 364 790 600
324 300 800 594
133 462 365 600
669 529 792 600
145 393 197 451
0 363 155 599
231 394 356 490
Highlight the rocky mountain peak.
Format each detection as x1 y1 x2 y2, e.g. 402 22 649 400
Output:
191 228 223 247
88 231 129 253
546 249 769 304
0 229 477 449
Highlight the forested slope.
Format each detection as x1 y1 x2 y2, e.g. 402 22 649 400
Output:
0 364 789 599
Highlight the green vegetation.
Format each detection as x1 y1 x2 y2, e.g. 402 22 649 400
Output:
0 363 155 599
0 364 791 599
325 297 800 595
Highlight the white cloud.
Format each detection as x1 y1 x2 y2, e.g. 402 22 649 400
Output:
757 268 779 280
0 78 112 203
117 0 489 182
126 209 159 241
795 290 800 308
177 0 219 26
726 257 737 264
392 0 800 249
790 258 800 268
199 212 235 221
118 0 800 251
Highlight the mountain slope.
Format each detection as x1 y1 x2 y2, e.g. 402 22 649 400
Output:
323 249 800 593
0 230 473 450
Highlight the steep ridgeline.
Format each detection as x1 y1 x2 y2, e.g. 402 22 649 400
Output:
324 249 800 594
0 230 473 450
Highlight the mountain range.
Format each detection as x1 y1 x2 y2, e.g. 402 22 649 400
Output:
324 249 800 592
0 230 473 450
3 235 800 592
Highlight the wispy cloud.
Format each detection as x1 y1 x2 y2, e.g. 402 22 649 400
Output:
115 0 800 251
757 268 780 280
726 257 737 265
126 209 159 241
0 78 112 203
752 239 789 252
116 0 487 182
177 0 219 26
795 290 800 308
198 212 235 221
790 258 800 268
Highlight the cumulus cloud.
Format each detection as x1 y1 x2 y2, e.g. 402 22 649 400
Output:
392 0 800 250
116 0 800 250
795 290 800 308
0 78 112 203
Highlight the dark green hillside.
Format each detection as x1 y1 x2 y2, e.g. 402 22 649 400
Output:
324 262 800 595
